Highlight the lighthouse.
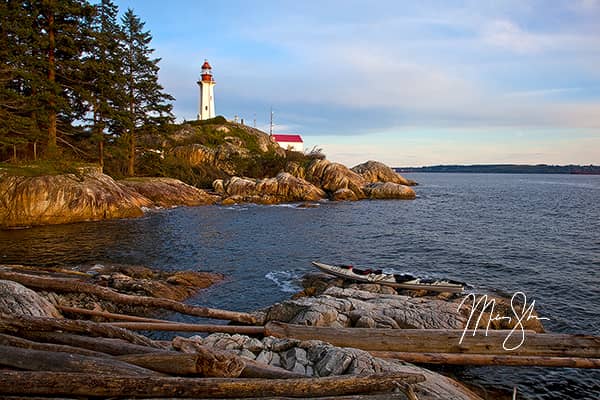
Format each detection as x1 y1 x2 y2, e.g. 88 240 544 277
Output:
197 60 216 120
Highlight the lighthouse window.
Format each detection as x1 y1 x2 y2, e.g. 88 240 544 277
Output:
205 106 208 110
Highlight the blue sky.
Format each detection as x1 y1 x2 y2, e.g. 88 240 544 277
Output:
114 0 600 167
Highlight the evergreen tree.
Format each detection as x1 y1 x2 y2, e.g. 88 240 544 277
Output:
84 0 125 167
120 8 173 176
0 1 42 158
31 0 95 156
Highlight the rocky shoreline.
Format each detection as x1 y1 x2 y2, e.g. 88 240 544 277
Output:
0 159 416 229
0 262 547 399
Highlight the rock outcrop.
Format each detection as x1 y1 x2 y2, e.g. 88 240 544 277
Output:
214 172 326 205
258 285 466 329
351 160 417 186
363 181 416 199
304 159 367 198
187 333 481 400
168 122 285 176
119 177 220 207
0 167 151 228
0 279 61 318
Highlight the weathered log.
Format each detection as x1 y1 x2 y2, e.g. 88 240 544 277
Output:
1 395 410 400
370 351 600 368
58 305 169 323
22 331 165 355
0 371 425 398
108 321 265 335
168 337 245 377
0 344 161 376
265 322 600 358
120 396 411 400
240 359 307 379
0 313 161 348
0 270 256 324
117 351 245 377
0 333 108 357
172 336 303 379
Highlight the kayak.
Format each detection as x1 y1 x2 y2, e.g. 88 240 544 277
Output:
311 261 464 293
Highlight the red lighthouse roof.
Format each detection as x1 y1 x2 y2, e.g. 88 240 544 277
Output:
201 60 212 70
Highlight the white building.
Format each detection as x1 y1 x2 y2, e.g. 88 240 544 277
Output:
197 60 215 120
272 134 304 152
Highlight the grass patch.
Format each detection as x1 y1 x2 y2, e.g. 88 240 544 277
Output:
0 160 98 177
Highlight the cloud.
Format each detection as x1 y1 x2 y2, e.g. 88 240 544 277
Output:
482 20 543 53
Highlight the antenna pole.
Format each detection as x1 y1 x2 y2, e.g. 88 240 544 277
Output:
269 107 273 136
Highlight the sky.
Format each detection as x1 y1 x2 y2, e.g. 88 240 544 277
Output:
113 0 600 167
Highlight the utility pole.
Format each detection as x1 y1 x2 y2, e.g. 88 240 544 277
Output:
253 113 256 128
269 107 273 136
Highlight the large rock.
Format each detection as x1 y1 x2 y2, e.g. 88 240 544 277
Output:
363 182 417 199
215 172 326 205
119 177 220 207
0 278 61 318
0 167 151 228
351 160 417 186
304 159 367 198
186 333 481 400
168 123 285 176
261 286 466 329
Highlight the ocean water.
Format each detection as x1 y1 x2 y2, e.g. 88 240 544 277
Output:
1 173 599 399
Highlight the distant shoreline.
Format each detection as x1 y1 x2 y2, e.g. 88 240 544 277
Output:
395 164 600 175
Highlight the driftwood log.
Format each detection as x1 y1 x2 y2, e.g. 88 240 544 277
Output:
371 351 600 368
0 313 161 348
58 305 170 323
0 333 108 357
0 371 426 398
118 351 245 377
0 270 256 324
172 336 304 379
0 344 162 376
108 321 265 335
265 322 600 358
22 331 165 355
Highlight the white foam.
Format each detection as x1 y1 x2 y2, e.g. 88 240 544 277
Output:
265 270 302 293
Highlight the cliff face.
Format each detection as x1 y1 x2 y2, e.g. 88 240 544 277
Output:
0 167 151 228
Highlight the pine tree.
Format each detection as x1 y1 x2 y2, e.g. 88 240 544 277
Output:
30 0 95 156
120 8 174 176
84 0 126 167
0 1 42 158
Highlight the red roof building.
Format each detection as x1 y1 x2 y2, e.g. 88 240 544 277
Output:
272 134 303 143
272 134 304 152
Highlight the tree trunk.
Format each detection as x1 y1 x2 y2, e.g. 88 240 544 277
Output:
264 322 600 358
0 371 425 398
0 313 161 348
127 129 135 176
117 351 245 377
0 270 256 324
0 344 161 376
99 137 104 169
370 351 600 368
23 331 164 356
0 333 108 358
46 10 57 153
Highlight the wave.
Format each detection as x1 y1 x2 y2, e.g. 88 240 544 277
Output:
265 270 302 293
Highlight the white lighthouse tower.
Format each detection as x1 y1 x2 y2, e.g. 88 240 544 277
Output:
197 60 216 120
